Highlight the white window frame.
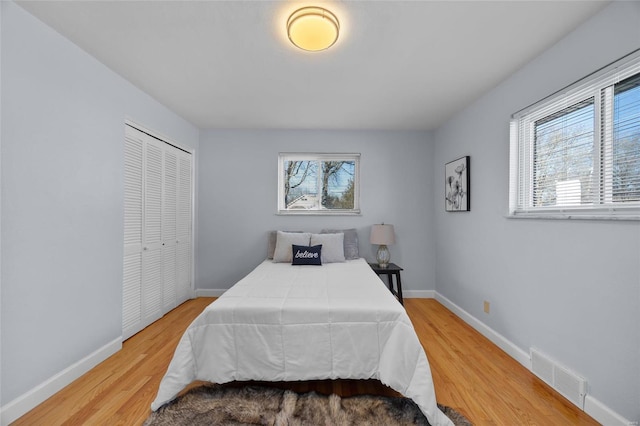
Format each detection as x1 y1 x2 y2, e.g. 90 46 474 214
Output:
509 49 640 220
277 152 361 215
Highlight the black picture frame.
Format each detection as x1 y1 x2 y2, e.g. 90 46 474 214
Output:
445 156 470 212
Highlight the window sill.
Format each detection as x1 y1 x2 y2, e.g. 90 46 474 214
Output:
506 211 640 221
277 209 361 216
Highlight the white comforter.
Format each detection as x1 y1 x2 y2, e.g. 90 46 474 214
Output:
151 258 453 426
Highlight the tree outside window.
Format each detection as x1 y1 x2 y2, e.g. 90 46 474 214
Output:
278 154 360 214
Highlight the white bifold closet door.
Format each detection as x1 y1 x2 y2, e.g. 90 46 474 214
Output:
123 124 193 340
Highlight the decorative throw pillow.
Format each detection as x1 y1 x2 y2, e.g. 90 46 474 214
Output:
291 244 322 266
310 233 345 263
321 228 359 260
273 231 311 263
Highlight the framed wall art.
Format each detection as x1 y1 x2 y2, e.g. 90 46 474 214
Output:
445 156 470 212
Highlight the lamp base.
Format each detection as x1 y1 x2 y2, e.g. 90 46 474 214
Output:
376 244 390 268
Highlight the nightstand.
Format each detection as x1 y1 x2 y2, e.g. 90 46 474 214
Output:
369 263 404 305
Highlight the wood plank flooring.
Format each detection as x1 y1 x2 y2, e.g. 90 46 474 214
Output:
13 298 599 425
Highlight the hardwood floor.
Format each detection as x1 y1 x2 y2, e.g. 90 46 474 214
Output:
13 298 599 425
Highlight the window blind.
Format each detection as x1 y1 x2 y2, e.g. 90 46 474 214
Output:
610 73 640 203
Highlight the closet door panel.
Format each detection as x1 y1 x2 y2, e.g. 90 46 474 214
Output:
142 138 164 323
123 128 144 339
176 152 192 303
162 149 178 311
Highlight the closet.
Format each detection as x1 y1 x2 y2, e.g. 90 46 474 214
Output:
123 124 193 340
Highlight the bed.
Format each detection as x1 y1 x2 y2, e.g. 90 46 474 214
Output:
151 232 453 426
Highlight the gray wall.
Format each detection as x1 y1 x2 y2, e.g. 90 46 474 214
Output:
197 130 436 293
0 1 3 410
0 1 199 405
433 1 640 421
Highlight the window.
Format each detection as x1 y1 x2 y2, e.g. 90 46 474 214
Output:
510 51 640 219
278 153 360 215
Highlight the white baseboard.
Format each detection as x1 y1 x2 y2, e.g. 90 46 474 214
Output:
435 292 530 368
435 292 633 426
195 290 437 299
0 337 122 426
584 395 636 426
403 290 436 298
195 288 226 297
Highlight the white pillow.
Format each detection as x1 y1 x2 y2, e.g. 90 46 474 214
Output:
273 231 311 263
310 233 345 263
267 230 303 259
321 228 359 260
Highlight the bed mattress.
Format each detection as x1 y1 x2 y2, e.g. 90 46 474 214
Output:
151 258 453 426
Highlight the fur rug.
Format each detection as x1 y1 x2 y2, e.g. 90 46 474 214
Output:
144 385 472 426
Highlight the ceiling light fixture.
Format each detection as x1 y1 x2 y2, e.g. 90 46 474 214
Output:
287 6 340 52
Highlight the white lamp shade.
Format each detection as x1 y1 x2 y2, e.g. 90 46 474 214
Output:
370 224 396 245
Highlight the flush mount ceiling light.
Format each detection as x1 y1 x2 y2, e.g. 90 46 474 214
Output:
287 6 340 52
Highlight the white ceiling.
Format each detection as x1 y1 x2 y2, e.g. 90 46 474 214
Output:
17 1 609 131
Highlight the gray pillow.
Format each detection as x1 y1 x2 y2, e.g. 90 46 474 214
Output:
273 231 312 263
321 228 359 260
310 233 345 263
267 231 278 259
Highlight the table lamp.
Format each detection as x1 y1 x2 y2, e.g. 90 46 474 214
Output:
370 224 395 268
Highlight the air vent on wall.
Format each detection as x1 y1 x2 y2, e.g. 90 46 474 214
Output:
530 348 587 409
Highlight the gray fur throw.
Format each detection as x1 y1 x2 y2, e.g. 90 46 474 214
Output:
145 385 472 426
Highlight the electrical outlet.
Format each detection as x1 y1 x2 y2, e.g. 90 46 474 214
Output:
483 301 490 314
